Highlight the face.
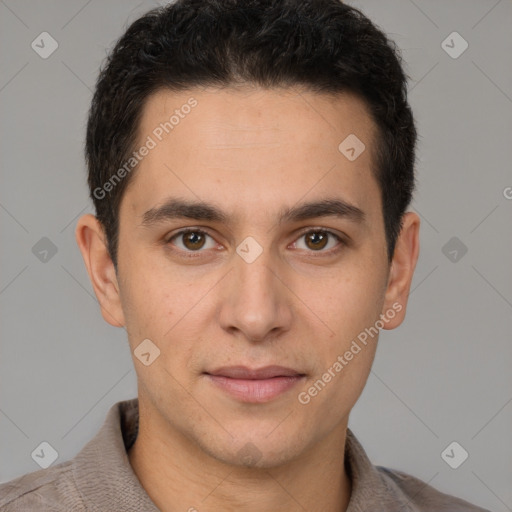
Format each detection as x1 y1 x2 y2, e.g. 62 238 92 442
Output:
77 85 419 468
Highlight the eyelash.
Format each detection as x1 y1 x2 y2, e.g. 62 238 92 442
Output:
165 227 346 258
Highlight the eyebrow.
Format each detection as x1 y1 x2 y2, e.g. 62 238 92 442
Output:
140 197 365 227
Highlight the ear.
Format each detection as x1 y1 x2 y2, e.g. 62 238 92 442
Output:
75 214 125 328
381 211 420 330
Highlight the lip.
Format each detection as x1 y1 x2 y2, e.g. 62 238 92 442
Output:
205 365 306 403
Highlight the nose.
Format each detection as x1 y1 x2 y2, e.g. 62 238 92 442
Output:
218 242 293 343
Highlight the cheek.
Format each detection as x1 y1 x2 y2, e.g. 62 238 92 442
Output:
118 263 172 344
119 259 204 371
315 263 386 400
316 268 386 344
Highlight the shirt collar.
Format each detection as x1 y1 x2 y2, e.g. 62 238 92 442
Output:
72 398 414 511
72 398 159 511
344 428 416 511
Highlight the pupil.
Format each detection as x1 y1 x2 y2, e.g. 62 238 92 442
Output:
186 232 204 249
308 232 327 250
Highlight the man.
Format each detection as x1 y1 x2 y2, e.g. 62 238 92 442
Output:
0 0 491 510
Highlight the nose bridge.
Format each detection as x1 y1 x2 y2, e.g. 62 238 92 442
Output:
219 237 291 341
234 237 281 309
236 245 276 301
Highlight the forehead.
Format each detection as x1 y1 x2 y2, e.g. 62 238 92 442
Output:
121 86 381 223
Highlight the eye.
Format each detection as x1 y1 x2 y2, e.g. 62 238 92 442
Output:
292 229 343 253
166 227 345 256
167 228 217 252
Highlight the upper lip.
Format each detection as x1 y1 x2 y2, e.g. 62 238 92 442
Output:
206 365 304 379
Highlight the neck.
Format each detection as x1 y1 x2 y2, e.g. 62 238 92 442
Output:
128 403 352 512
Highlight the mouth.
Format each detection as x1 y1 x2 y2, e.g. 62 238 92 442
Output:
204 365 306 403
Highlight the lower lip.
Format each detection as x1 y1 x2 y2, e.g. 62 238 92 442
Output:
206 374 304 403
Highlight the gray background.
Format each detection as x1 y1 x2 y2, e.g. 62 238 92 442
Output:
1 0 511 510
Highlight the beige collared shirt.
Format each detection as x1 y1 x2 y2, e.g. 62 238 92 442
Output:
0 398 490 511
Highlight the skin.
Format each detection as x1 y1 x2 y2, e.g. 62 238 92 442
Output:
76 86 420 512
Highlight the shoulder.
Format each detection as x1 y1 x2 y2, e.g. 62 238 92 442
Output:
376 465 492 512
0 460 85 512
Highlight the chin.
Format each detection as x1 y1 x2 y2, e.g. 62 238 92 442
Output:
199 431 307 470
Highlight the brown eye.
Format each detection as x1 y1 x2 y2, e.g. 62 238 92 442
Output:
182 231 206 250
168 229 216 252
305 231 329 250
294 230 343 253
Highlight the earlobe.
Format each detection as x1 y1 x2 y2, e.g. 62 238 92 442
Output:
381 211 420 330
75 214 125 328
